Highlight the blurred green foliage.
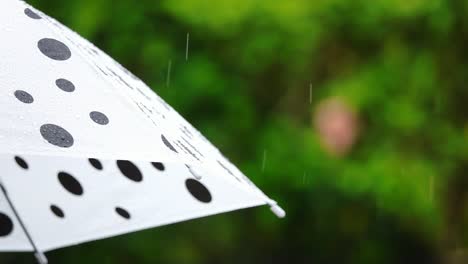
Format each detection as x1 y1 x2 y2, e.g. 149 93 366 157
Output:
5 0 468 263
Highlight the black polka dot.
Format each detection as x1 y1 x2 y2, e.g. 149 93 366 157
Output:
14 156 28 170
117 160 142 182
37 38 71 61
55 78 75 92
0 213 13 237
115 207 131 219
58 172 83 196
151 162 165 171
185 179 212 203
24 8 41 19
161 135 177 153
50 205 65 218
89 158 103 170
14 90 34 104
40 124 74 148
90 111 109 125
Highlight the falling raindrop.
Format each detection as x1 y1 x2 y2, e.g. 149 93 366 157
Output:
166 60 172 88
309 83 313 104
185 33 190 61
261 149 267 173
429 175 434 202
186 165 202 180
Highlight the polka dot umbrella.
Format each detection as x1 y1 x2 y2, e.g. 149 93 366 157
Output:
0 1 285 263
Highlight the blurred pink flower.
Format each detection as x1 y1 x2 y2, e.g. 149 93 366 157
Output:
314 97 359 156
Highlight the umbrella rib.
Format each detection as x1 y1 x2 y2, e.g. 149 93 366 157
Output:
0 184 48 264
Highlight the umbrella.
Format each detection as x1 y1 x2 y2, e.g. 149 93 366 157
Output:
0 1 285 263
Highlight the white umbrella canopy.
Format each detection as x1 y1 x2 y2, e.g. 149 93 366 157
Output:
0 0 284 262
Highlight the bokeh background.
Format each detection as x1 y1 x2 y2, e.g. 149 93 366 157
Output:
3 0 468 263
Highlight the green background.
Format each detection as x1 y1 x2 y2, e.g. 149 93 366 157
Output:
4 0 468 263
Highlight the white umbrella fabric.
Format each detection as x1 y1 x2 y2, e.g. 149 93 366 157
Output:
0 1 285 263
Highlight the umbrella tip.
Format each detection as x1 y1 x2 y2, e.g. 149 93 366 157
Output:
268 201 286 218
34 251 48 264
